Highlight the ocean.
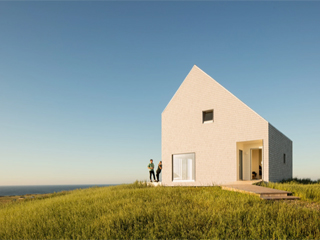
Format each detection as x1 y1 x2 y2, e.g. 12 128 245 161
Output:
0 184 117 196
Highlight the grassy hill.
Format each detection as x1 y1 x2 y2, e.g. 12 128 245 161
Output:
0 181 320 239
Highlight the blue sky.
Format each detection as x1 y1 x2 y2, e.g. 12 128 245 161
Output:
0 2 319 185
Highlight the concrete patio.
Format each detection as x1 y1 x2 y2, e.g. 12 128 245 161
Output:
147 182 162 186
222 181 300 200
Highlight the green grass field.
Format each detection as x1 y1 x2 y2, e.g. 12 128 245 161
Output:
0 181 319 239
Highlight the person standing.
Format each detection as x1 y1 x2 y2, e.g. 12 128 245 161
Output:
148 159 156 182
156 161 162 182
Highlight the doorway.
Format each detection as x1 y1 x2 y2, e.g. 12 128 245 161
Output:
239 150 243 180
236 140 263 181
251 149 262 180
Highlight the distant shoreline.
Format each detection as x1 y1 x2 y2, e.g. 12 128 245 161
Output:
0 184 119 197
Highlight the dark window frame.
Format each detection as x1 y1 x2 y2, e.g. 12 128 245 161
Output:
202 109 214 123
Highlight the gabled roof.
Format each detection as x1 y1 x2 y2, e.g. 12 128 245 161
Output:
162 65 267 123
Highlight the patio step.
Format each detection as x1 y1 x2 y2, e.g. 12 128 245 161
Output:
260 195 300 200
259 193 289 197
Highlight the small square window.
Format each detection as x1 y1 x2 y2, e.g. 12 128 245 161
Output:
283 154 286 164
203 110 213 123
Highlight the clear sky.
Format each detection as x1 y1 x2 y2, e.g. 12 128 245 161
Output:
1 1 319 185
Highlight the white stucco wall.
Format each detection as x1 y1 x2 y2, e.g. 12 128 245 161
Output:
162 66 269 186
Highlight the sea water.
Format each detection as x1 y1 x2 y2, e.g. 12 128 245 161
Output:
0 184 117 196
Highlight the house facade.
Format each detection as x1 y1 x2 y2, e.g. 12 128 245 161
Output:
161 65 292 186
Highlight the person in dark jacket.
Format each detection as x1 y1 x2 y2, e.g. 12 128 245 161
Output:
156 161 162 182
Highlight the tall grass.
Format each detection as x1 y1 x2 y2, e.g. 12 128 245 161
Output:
0 181 319 239
257 180 320 203
280 178 320 184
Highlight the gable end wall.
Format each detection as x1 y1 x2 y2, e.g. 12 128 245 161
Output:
162 66 269 186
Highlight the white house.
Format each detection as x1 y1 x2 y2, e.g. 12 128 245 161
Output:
161 65 292 186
